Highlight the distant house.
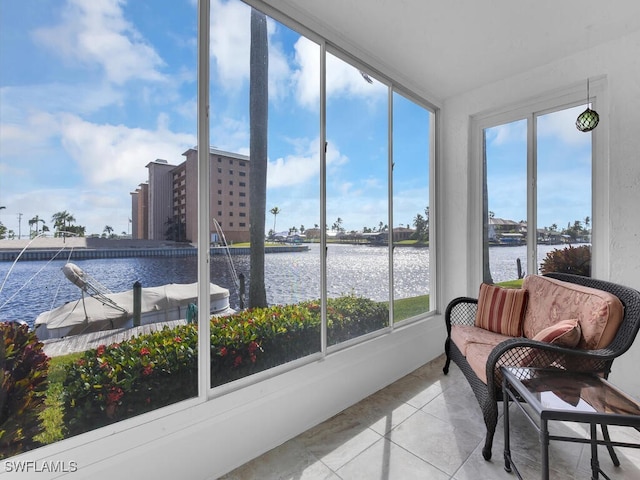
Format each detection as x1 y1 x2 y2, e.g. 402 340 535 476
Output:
488 217 525 243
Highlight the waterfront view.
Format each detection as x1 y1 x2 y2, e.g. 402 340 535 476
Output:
0 243 584 326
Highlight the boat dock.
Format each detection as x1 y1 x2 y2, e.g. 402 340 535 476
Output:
42 319 187 357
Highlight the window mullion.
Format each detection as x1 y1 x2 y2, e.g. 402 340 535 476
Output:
197 0 211 398
527 113 537 277
320 40 327 354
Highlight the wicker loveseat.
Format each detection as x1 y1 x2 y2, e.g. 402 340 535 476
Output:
443 272 640 461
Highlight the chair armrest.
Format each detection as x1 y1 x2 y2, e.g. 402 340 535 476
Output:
444 297 478 336
486 337 615 393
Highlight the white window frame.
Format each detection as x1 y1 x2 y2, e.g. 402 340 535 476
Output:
468 76 608 291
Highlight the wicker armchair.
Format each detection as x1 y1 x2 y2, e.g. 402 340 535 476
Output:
442 273 640 461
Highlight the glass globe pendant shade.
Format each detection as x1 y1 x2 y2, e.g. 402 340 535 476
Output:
576 107 599 132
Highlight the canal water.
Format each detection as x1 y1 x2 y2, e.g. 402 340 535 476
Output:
0 243 583 326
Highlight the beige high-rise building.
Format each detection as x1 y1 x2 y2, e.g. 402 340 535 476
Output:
130 183 149 240
131 148 250 244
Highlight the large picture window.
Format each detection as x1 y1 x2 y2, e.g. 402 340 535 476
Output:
0 0 436 458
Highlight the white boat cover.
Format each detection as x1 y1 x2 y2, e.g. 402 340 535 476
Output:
34 283 229 338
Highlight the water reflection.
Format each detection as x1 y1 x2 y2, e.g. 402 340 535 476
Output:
0 243 584 325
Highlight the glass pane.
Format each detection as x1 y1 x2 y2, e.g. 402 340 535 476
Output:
0 0 197 454
392 92 432 322
483 119 528 284
536 105 592 277
325 53 389 345
208 2 321 387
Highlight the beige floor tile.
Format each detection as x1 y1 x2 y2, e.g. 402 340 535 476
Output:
298 411 383 471
387 408 483 476
221 358 640 479
219 439 338 480
336 436 450 480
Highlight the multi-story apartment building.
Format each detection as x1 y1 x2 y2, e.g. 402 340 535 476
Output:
130 182 149 240
131 148 251 244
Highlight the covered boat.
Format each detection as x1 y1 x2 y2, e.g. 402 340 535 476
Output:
34 263 232 340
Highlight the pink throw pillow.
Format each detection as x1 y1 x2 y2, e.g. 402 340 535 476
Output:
532 319 582 347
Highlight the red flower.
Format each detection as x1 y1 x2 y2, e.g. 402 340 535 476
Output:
233 355 243 367
97 345 106 356
140 347 151 356
142 365 153 376
219 347 228 357
248 341 259 353
107 387 124 405
250 354 257 363
174 336 182 343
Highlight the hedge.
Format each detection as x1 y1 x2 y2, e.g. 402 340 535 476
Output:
62 295 388 437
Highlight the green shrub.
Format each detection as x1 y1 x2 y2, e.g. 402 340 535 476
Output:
302 295 389 345
540 244 591 277
210 303 320 386
62 296 388 435
62 324 198 437
0 322 49 459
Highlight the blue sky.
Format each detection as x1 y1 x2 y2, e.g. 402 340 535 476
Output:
0 0 586 238
486 106 592 230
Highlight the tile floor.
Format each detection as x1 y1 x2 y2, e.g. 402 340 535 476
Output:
221 355 640 479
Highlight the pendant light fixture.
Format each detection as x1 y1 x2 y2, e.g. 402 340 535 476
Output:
576 78 599 132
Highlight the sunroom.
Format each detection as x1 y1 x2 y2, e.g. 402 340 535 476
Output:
2 0 640 478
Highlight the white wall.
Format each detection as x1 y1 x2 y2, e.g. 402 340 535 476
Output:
440 30 640 397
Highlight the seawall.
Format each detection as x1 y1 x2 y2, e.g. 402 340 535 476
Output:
0 241 308 262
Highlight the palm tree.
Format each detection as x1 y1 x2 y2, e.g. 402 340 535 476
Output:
270 206 280 233
248 7 268 308
103 225 114 238
52 210 76 240
28 215 46 237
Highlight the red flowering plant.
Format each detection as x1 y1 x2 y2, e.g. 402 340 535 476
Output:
63 323 198 437
0 322 49 459
209 303 321 386
62 295 389 433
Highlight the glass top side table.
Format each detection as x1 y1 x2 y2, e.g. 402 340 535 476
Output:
501 366 640 480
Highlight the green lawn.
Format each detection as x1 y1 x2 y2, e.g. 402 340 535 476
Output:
393 294 430 322
36 352 82 444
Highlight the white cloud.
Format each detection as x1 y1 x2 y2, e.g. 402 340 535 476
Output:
537 105 592 147
211 115 250 153
32 0 167 85
266 136 349 189
487 105 591 148
292 37 320 109
210 0 293 100
1 112 197 235
267 137 320 189
291 44 387 109
210 0 251 87
326 52 387 100
487 119 527 146
56 113 196 186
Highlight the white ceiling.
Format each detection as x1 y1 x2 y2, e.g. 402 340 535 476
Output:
265 0 640 102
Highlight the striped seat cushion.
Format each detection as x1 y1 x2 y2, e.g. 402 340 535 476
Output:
475 283 527 336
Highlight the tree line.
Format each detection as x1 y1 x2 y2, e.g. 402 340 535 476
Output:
0 207 120 240
266 206 430 243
